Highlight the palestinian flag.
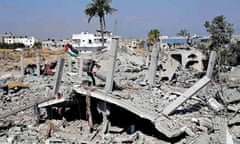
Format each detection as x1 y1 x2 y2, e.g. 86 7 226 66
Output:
65 43 79 58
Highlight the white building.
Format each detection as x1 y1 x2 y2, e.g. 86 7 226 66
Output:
119 38 138 49
2 33 36 47
42 39 71 50
72 31 112 52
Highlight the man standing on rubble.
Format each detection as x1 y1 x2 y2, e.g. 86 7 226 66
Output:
86 59 101 87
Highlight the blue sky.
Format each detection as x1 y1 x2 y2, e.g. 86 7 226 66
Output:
0 0 240 40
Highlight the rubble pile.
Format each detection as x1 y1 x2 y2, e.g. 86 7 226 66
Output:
0 47 240 144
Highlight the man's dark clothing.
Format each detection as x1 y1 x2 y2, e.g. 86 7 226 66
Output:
87 60 96 86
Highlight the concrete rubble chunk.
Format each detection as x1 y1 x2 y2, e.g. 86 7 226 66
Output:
154 116 186 138
213 116 227 144
228 115 240 126
222 88 240 104
207 97 224 112
198 118 213 132
0 74 13 81
187 132 210 144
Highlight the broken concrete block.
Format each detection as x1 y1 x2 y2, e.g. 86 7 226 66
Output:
187 132 210 144
199 118 213 131
0 74 13 81
213 116 227 144
184 127 195 137
230 125 240 139
207 98 224 112
228 115 240 126
222 88 240 104
227 103 240 113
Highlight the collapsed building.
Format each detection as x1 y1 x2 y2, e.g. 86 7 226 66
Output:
0 38 240 144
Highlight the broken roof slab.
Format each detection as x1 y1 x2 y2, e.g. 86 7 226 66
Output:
72 86 188 138
38 97 77 108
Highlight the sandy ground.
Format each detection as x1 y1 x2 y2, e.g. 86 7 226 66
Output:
0 48 65 77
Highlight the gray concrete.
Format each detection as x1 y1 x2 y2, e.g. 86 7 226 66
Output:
0 73 13 81
213 116 227 144
68 55 72 72
148 42 160 86
52 57 64 95
38 97 76 108
73 87 154 122
36 54 40 76
162 76 211 116
159 53 179 81
73 87 188 138
105 37 119 92
206 51 216 78
0 96 55 119
78 53 84 84
223 88 240 104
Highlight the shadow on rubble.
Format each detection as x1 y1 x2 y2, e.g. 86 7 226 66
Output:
46 96 103 125
170 102 203 115
108 103 185 143
46 94 186 142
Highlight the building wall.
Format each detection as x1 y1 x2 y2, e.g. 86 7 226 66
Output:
0 35 3 43
1 33 36 47
72 31 112 51
42 39 71 50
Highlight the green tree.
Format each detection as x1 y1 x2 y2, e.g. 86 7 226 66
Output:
204 15 234 51
147 29 160 47
177 29 189 37
33 42 42 49
85 0 117 50
204 15 234 72
225 42 240 66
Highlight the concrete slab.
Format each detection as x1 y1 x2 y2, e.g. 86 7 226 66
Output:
162 76 211 116
38 97 77 108
73 87 154 121
73 86 186 138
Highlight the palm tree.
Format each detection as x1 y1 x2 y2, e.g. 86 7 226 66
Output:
85 0 117 51
147 29 160 47
177 29 188 37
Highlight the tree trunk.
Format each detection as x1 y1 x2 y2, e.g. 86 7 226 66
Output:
100 17 105 50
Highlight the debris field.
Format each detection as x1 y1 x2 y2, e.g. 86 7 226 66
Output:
0 45 240 144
